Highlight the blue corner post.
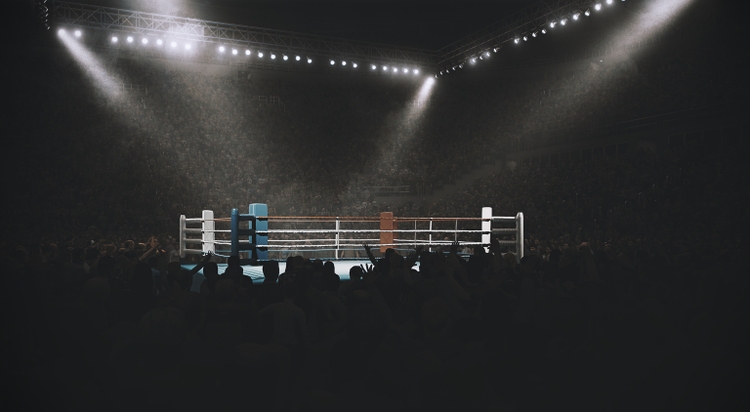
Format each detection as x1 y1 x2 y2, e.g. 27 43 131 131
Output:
249 203 268 262
230 208 239 257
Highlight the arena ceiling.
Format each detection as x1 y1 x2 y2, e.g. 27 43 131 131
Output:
63 0 531 50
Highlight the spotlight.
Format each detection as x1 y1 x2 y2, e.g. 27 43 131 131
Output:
541 28 547 34
514 38 520 44
330 59 335 65
573 12 580 20
271 53 276 59
561 18 567 25
232 48 238 55
607 0 613 4
258 52 264 58
185 44 191 50
156 39 163 46
111 36 118 43
127 36 134 43
307 57 312 64
219 46 225 52
171 41 177 48
484 51 490 57
470 57 476 64
493 46 500 52
282 54 288 60
342 60 347 66
479 55 483 60
532 31 538 37
595 3 602 10
458 63 464 69
352 63 358 68
440 70 443 75
523 36 528 41
295 55 301 61
371 64 377 70
585 9 591 16
74 29 82 38
142 38 148 45
435 74 438 78
245 49 251 55
550 21 556 28
57 28 65 36
392 67 398 73
402 68 408 73
382 65 388 71
452 66 456 71
413 69 419 75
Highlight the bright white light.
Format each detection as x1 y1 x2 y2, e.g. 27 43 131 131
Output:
218 46 225 52
111 36 118 43
585 9 591 16
550 21 556 28
142 38 148 45
413 69 419 75
607 0 613 4
232 48 238 55
74 30 82 38
171 41 177 48
595 3 602 10
523 36 528 41
470 57 476 64
352 63 358 68
561 18 567 25
342 60 347 66
258 52 264 58
283 54 288 60
127 36 134 43
541 28 547 34
330 59 335 65
484 51 490 57
185 44 191 50
401 68 407 73
295 55 301 61
514 38 520 43
245 49 251 55
271 53 276 59
156 39 163 46
532 32 538 37
382 65 388 71
307 57 312 64
392 67 398 73
58 28 66 36
371 64 377 70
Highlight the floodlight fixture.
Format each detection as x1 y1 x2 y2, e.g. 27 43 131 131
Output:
282 54 288 60
232 48 238 55
342 60 347 66
171 41 177 48
218 46 225 52
352 63 358 68
307 57 312 64
156 39 163 46
58 28 65 36
270 53 276 59
246 49 251 55
295 55 301 61
607 0 613 4
532 31 538 37
550 21 557 28
74 29 82 38
493 46 500 52
484 51 490 58
392 67 398 73
573 12 580 20
142 38 148 45
514 38 520 44
585 9 591 16
541 28 547 34
523 36 528 41
127 36 133 43
258 52 264 58
383 65 388 71
561 18 567 25
111 36 118 43
402 68 408 73
371 64 377 70
330 59 335 65
413 69 419 75
595 3 602 10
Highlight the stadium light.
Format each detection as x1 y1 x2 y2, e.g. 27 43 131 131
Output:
561 18 567 26
595 3 602 10
523 36 528 41
484 51 490 58
470 57 476 64
342 60 347 66
232 48 238 55
330 59 335 65
57 28 66 36
402 68 408 73
156 39 163 46
514 38 520 44
532 31 538 37
142 38 148 45
185 43 191 50
171 41 177 48
282 54 288 61
127 36 134 43
258 52 264 58
573 12 580 20
111 36 118 43
271 53 276 59
541 28 547 34
585 9 591 16
413 69 419 75
371 64 377 70
246 49 251 56
550 21 557 28
218 46 225 52
74 29 82 38
493 46 500 52
382 65 388 71
392 67 398 73
307 57 312 64
295 55 301 61
607 0 613 4
352 63 358 68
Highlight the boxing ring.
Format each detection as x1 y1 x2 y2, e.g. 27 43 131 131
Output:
180 204 525 269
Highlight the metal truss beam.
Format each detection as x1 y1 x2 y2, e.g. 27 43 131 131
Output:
50 1 439 68
436 0 605 70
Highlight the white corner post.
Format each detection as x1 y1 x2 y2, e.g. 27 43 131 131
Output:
202 210 215 255
482 207 492 253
